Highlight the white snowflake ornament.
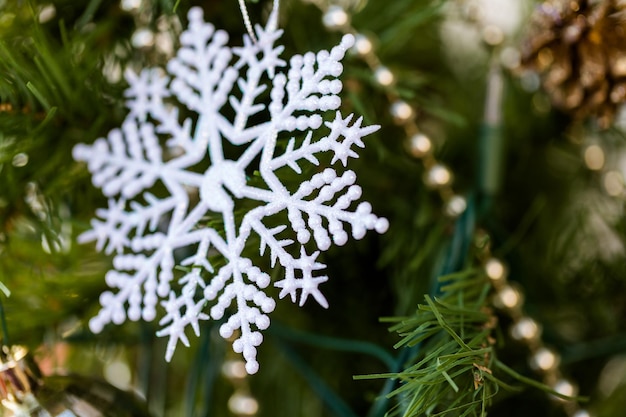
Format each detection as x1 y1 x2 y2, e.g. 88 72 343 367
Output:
73 6 388 374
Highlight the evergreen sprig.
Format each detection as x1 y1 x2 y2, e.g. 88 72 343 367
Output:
358 269 514 417
361 264 587 417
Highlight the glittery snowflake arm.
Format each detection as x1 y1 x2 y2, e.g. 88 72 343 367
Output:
73 121 160 199
166 9 236 116
267 34 354 133
74 7 388 375
229 14 286 137
230 35 386 303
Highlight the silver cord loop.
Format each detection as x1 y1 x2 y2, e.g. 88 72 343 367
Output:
237 0 258 42
237 0 280 43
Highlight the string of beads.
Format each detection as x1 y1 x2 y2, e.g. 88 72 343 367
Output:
315 2 590 416
315 1 468 218
478 234 591 417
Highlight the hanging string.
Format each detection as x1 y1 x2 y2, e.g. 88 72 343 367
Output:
237 0 258 43
237 0 281 43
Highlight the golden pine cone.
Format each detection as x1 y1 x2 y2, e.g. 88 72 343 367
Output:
521 0 626 128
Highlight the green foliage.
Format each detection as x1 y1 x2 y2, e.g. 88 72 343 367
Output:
0 0 129 345
359 270 507 417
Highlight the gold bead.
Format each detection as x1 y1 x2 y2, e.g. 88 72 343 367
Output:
228 391 259 416
374 66 394 86
551 378 577 400
445 195 467 217
484 258 507 281
322 6 349 30
603 170 624 197
353 34 373 56
222 360 247 380
407 133 432 158
390 100 414 123
510 317 541 341
583 144 605 171
493 284 523 310
529 347 560 372
424 164 452 189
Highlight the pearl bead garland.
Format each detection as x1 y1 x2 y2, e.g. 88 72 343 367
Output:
317 2 591 415
321 3 467 217
479 233 589 415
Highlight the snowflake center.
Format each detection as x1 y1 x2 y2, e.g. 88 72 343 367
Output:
200 160 247 212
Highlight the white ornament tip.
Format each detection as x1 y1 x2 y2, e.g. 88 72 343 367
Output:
89 316 104 334
375 218 389 234
187 6 203 21
245 360 259 374
317 296 329 309
164 343 176 362
142 307 156 321
128 307 141 321
72 143 88 160
267 4 279 32
341 33 356 49
333 231 348 246
112 309 125 324
219 323 235 339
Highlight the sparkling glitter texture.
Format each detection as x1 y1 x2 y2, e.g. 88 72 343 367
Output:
73 7 387 374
